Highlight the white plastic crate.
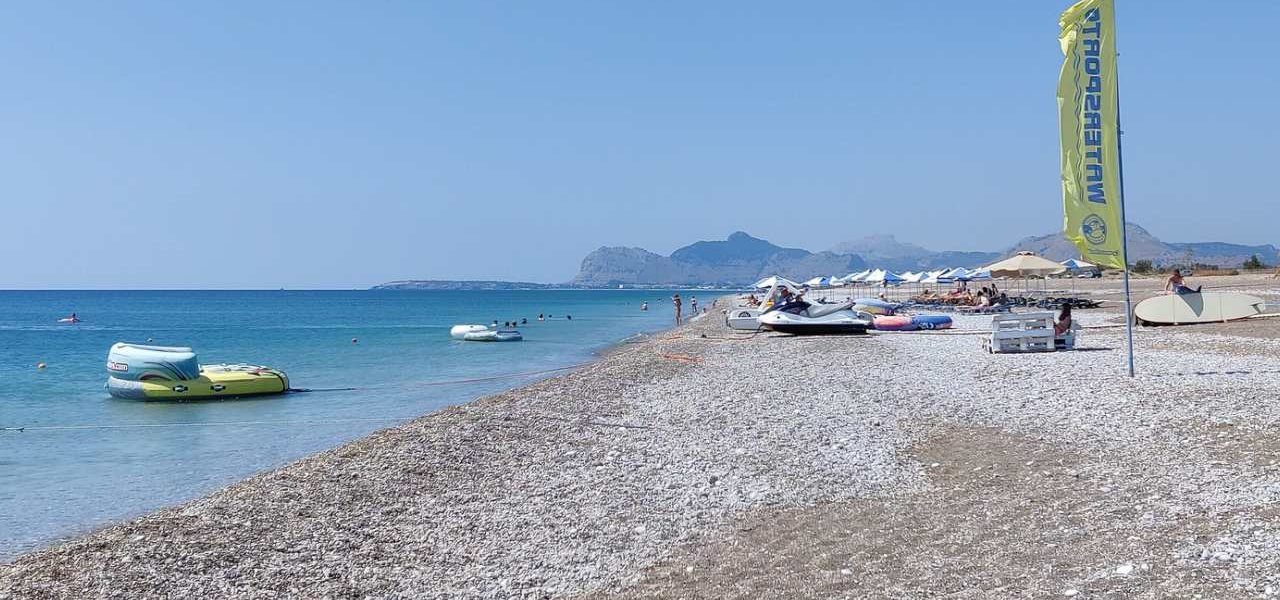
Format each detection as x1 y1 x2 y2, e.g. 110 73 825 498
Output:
983 312 1056 354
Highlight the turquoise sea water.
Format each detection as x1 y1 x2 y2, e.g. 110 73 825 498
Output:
0 290 691 559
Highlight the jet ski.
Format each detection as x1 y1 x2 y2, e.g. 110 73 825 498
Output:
757 299 872 335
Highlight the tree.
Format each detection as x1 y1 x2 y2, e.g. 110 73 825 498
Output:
1244 254 1267 270
1132 259 1154 274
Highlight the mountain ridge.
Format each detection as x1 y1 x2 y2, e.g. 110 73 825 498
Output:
373 225 1279 289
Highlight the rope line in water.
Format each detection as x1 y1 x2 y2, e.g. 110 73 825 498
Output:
1 417 410 432
3 363 594 434
283 362 594 394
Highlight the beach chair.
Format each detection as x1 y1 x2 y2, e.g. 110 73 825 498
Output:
983 312 1056 353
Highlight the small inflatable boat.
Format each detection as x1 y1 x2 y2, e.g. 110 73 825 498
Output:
104 343 288 400
450 324 523 342
872 314 953 331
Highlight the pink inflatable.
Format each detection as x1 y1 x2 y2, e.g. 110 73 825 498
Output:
872 315 913 331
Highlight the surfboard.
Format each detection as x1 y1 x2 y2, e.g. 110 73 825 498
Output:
1133 292 1264 325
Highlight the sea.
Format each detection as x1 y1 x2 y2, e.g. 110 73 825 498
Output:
0 289 699 559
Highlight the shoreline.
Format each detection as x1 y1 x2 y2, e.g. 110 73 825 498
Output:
0 301 706 583
7 287 1280 597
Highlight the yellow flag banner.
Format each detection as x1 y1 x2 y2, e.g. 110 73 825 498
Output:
1057 0 1126 270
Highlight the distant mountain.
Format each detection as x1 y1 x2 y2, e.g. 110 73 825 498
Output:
571 232 866 286
1007 223 1279 267
830 234 1000 272
378 225 1277 290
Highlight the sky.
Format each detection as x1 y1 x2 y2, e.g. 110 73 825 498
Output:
2 1 1277 288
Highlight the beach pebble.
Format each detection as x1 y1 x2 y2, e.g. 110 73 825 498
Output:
1114 564 1135 575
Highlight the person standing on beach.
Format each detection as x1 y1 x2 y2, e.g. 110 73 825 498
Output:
672 294 682 324
690 296 698 315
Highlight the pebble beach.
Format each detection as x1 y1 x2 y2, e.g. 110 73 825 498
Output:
5 277 1280 599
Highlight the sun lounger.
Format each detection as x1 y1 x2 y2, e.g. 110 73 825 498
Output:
983 312 1056 353
957 304 1013 315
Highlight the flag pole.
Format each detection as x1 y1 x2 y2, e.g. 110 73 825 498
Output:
1115 40 1135 377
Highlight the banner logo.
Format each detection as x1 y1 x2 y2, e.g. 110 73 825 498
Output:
1082 214 1107 244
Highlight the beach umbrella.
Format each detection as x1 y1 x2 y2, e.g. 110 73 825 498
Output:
844 269 872 283
921 269 952 285
1059 258 1097 293
803 276 830 288
864 269 905 284
828 274 846 287
982 252 1066 296
753 275 801 290
1060 258 1096 271
983 252 1067 278
863 269 906 300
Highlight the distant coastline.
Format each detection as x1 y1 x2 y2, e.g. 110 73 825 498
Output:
369 280 742 291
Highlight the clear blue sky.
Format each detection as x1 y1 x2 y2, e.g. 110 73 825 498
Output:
3 1 1277 288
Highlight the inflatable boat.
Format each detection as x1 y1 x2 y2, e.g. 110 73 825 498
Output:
450 324 523 342
872 314 954 332
104 343 289 400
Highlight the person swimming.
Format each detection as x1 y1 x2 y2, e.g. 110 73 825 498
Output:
641 302 648 311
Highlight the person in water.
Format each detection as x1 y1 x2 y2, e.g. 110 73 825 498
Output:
641 301 648 311
1166 270 1201 295
690 296 698 315
521 318 528 325
566 315 572 320
538 313 545 321
672 293 683 324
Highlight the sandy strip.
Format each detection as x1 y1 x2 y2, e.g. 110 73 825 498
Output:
5 298 1280 599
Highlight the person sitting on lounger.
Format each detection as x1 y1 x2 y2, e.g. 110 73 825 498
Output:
1054 305 1073 336
1166 270 1201 295
976 292 991 307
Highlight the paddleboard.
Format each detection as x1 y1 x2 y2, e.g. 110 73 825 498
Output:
1133 292 1264 326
